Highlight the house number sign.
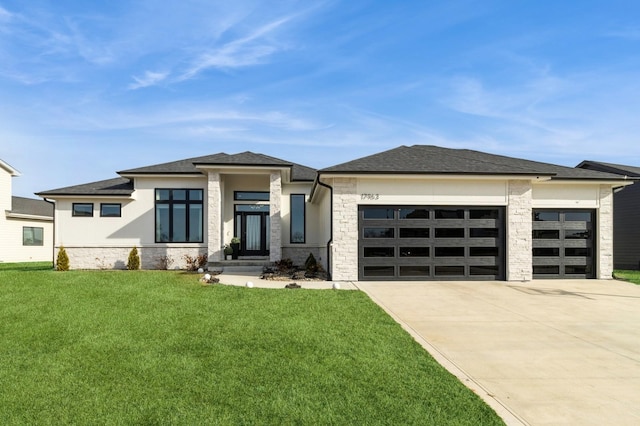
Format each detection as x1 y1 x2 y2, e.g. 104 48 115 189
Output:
360 193 380 200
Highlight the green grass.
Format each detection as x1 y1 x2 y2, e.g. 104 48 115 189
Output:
613 270 640 284
0 265 503 425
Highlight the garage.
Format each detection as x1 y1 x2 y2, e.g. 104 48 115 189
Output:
532 209 595 278
358 206 505 281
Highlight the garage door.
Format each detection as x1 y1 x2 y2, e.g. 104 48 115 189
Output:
532 209 595 279
358 206 505 281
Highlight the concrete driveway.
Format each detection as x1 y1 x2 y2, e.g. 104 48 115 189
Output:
357 279 640 426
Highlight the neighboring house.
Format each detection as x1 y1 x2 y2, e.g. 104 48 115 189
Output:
576 160 640 270
37 146 631 281
0 159 54 263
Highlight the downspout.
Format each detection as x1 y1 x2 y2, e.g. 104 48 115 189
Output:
317 179 333 281
44 198 55 269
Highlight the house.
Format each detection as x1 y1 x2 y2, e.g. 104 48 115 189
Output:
1 159 54 263
576 160 640 270
37 145 632 280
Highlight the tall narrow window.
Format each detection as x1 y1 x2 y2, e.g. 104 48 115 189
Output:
290 194 306 244
155 189 203 243
23 227 44 246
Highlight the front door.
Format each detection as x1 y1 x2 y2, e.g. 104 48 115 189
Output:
235 205 270 256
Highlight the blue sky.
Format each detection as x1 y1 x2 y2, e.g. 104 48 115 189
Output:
2 1 640 198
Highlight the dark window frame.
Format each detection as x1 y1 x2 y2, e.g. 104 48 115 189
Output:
155 189 204 243
290 194 306 244
23 226 44 246
72 203 94 217
100 203 122 217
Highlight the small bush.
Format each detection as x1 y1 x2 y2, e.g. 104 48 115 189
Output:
304 253 320 277
156 255 174 270
274 258 294 274
56 246 70 271
127 247 141 270
184 253 208 271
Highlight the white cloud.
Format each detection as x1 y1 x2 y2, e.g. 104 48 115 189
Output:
0 5 12 23
129 71 169 90
179 15 293 80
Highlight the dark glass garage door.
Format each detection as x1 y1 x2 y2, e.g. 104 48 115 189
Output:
532 210 595 279
358 206 505 281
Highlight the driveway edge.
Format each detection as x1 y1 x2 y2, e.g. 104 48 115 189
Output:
355 282 529 426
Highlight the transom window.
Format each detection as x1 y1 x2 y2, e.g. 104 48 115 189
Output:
155 189 203 243
234 191 269 201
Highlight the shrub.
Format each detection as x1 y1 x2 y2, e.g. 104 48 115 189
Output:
184 253 208 271
156 255 174 270
304 253 320 277
56 246 70 271
127 247 141 270
274 258 295 274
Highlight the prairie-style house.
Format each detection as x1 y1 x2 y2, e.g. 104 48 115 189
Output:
37 146 633 281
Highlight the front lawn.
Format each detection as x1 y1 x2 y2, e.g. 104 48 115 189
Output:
0 266 503 425
613 270 640 284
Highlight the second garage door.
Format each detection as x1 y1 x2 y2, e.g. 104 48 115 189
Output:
358 206 505 281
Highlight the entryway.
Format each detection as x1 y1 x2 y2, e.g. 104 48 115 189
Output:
235 205 270 257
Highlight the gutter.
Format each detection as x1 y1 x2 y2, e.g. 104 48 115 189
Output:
44 198 56 268
317 179 333 281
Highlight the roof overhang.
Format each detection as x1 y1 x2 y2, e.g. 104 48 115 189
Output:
194 164 293 183
5 212 53 221
0 159 20 176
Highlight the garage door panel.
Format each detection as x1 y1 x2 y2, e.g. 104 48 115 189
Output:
359 206 505 281
532 209 595 279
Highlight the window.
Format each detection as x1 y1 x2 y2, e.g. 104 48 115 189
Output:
290 194 306 243
234 191 269 201
155 189 203 243
72 203 93 217
100 203 121 217
23 227 43 246
363 208 394 219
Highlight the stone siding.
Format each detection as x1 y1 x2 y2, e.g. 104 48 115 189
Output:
281 246 325 270
269 171 282 261
507 180 533 281
58 246 208 270
331 178 358 281
208 172 222 262
598 185 614 278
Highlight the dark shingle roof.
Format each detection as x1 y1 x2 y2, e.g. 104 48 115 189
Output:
320 145 628 180
577 161 640 177
119 151 316 181
10 196 54 217
36 177 134 197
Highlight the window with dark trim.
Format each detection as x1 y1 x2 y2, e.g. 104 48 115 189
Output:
155 189 203 243
234 191 269 201
290 194 306 243
72 203 93 217
100 203 122 217
23 227 44 246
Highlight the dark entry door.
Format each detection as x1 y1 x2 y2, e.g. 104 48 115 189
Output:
235 205 270 256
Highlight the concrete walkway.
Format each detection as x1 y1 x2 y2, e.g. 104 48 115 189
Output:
357 279 640 426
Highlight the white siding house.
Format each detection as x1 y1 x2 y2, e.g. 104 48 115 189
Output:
0 159 54 263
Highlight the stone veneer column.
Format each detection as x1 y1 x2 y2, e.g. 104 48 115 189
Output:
332 178 358 281
269 171 282 262
507 180 533 281
598 185 614 279
207 171 222 262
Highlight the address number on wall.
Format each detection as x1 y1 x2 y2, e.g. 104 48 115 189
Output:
360 193 380 200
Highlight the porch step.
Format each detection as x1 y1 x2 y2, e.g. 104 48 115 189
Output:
208 259 271 274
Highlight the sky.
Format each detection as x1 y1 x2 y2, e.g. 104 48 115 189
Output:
1 0 640 198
